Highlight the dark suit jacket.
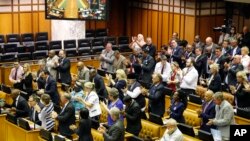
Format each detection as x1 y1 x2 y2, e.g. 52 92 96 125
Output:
93 74 108 100
235 83 250 108
142 44 156 58
57 58 72 84
146 83 165 117
169 100 185 123
12 96 30 118
213 55 228 80
225 64 244 86
57 102 76 137
112 80 127 102
29 107 41 125
76 119 93 141
21 73 33 96
103 119 125 141
241 32 250 47
45 76 59 105
229 47 241 56
199 101 216 132
36 69 46 89
125 100 142 136
138 55 155 84
208 73 222 93
194 55 207 77
171 46 184 68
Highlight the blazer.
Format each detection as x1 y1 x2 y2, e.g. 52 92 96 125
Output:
112 80 127 102
207 73 222 93
93 74 108 101
99 49 115 72
36 69 46 89
235 83 250 108
57 57 72 84
199 101 216 132
45 76 60 105
142 44 156 58
29 107 41 125
12 95 30 118
57 102 76 138
194 54 207 77
76 119 93 141
125 100 142 136
146 83 165 117
137 55 155 84
21 73 33 96
169 100 185 123
103 119 125 141
229 47 241 56
213 100 235 140
213 55 228 80
225 64 244 86
78 66 90 84
171 46 184 67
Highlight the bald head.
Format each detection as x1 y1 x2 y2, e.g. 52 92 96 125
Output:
243 26 249 33
233 55 241 64
205 37 213 46
11 89 20 99
77 61 84 70
48 50 56 58
204 90 214 102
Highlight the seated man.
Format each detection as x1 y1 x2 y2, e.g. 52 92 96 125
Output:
159 118 183 141
28 94 44 125
10 89 30 118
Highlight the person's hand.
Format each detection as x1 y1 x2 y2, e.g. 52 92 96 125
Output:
10 107 16 112
229 85 236 94
224 62 230 68
196 109 202 115
75 96 83 102
137 58 142 64
208 59 213 65
206 119 214 125
98 124 107 134
141 87 148 96
121 87 127 94
166 109 170 115
120 110 126 116
51 111 58 119
34 104 41 113
69 125 77 130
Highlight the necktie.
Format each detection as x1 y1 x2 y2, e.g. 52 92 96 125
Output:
14 68 18 80
161 64 165 74
203 102 209 113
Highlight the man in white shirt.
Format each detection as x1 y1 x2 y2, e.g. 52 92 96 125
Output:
159 118 183 141
46 50 59 80
180 58 198 108
154 55 171 85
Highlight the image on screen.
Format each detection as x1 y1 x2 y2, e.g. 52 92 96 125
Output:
46 0 107 20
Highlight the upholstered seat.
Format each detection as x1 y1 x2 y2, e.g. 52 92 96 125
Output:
139 119 161 139
222 92 234 105
183 109 201 127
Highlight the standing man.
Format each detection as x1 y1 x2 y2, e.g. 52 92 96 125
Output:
154 55 171 85
55 50 71 85
141 73 165 117
113 50 127 72
171 39 184 68
9 60 24 90
74 61 89 85
99 42 115 72
46 50 59 80
52 93 76 139
142 37 156 58
207 92 235 141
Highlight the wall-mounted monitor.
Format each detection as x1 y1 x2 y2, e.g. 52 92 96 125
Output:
45 0 108 20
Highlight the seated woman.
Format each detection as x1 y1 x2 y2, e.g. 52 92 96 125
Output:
70 107 93 141
230 71 250 108
21 63 33 99
76 82 101 122
70 82 85 112
38 94 55 131
166 91 185 123
200 63 222 93
100 87 124 126
106 69 127 102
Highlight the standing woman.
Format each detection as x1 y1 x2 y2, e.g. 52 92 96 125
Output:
21 63 33 99
70 107 93 141
106 69 127 102
167 62 182 92
77 82 102 122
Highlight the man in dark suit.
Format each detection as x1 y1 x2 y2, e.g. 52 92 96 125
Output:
196 90 216 132
55 50 72 85
129 49 142 79
98 107 125 141
52 93 76 139
142 37 156 58
224 55 244 87
239 26 250 47
10 89 30 118
122 95 142 136
171 39 184 68
194 47 207 78
221 40 231 57
89 69 108 101
141 73 165 117
133 49 155 86
38 70 59 105
204 37 218 54
28 94 44 125
212 47 228 80
229 39 241 57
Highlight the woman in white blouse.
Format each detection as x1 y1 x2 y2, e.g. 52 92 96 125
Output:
241 46 250 74
77 82 102 122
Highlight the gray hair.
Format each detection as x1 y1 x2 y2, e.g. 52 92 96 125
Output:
108 88 119 99
213 92 224 101
166 118 178 127
109 107 120 119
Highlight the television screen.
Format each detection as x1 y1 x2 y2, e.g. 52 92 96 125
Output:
45 0 108 20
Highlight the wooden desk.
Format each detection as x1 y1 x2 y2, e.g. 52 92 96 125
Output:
0 114 7 141
38 133 72 141
0 91 13 105
235 115 250 125
5 119 40 141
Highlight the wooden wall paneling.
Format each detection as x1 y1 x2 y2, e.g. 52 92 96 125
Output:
151 11 158 49
141 9 148 37
85 21 90 29
32 12 39 33
162 12 169 45
157 11 163 49
180 15 185 41
184 16 195 43
126 8 132 36
38 12 51 39
95 21 106 29
0 14 12 34
13 13 19 34
20 13 32 33
173 14 181 37
132 8 139 36
198 16 211 41
168 13 173 40
90 21 96 29
147 9 152 37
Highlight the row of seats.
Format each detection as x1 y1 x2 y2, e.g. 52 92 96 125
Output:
86 28 108 38
0 36 132 62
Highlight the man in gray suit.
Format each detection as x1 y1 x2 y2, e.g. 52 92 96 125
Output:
207 92 235 141
99 42 115 72
73 61 89 85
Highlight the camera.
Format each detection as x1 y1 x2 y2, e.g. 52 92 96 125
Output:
213 18 233 33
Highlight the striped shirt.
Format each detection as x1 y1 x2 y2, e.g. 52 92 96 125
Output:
38 102 55 131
